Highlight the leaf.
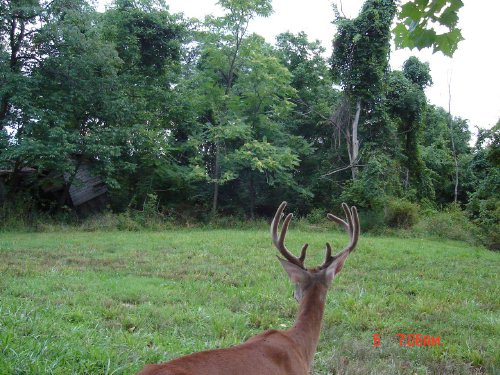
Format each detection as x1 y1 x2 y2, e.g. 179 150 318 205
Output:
410 26 436 50
433 28 464 57
447 0 464 12
400 2 423 20
415 0 430 9
438 6 459 28
394 0 464 56
393 23 413 49
427 0 448 14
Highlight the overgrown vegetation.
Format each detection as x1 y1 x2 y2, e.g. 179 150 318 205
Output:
0 230 498 374
1 0 497 248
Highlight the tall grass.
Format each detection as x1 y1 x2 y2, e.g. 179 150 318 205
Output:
1 199 495 250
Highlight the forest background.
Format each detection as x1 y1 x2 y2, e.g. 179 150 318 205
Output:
1 0 498 250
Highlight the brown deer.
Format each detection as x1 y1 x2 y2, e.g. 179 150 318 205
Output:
137 201 360 375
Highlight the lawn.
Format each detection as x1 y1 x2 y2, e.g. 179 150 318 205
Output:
0 229 498 374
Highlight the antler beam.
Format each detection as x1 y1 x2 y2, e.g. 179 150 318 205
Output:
320 203 360 270
271 201 308 269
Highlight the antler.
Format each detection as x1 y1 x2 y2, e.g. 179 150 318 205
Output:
271 201 308 269
319 203 360 270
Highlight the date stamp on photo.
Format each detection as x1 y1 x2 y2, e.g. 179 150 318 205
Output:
373 333 441 347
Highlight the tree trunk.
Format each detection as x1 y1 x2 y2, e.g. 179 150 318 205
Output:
1 17 24 129
249 173 255 220
0 96 10 129
211 143 220 216
6 159 23 198
404 168 409 190
350 98 361 180
447 78 459 203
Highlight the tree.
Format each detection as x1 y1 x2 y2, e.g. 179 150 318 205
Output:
403 56 432 90
192 0 273 215
331 0 397 179
0 0 188 212
228 35 309 217
275 31 339 211
0 0 120 200
420 105 472 204
0 0 44 130
100 0 188 210
386 57 432 199
467 122 499 249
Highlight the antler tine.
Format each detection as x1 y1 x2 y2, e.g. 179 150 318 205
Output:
271 201 308 269
320 203 360 270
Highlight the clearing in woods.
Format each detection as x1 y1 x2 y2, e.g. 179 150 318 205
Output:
0 230 498 374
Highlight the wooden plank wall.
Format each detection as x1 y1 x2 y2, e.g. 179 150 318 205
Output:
68 165 107 206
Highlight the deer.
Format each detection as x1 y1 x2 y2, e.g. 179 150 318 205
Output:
137 201 360 375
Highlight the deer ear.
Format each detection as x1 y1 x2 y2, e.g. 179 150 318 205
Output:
277 257 309 285
324 252 349 285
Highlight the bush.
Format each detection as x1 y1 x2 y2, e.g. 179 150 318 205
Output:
415 204 479 244
471 198 500 250
0 195 36 230
306 208 327 224
384 198 419 229
358 209 385 232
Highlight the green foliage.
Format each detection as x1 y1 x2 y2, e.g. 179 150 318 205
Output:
331 0 397 102
190 7 307 215
387 71 426 121
393 0 464 56
403 56 433 89
467 122 500 249
384 197 419 228
386 58 431 200
420 106 473 204
274 31 338 211
0 0 496 250
415 204 479 244
340 152 401 209
305 207 327 225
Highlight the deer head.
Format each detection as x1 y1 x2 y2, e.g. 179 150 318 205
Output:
271 201 360 302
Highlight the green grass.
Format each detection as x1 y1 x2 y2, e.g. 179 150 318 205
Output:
0 229 498 374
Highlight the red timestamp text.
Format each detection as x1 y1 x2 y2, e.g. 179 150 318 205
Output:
373 333 441 347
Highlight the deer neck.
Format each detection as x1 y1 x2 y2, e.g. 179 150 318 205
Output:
288 283 327 367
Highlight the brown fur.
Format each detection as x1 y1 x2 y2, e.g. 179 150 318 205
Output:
137 202 360 375
137 283 327 375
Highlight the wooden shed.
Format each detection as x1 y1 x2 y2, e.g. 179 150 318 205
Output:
64 162 108 215
0 162 108 215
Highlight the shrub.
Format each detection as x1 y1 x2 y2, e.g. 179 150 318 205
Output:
358 209 385 232
384 198 419 229
306 208 327 224
0 194 35 230
471 198 500 250
415 204 479 244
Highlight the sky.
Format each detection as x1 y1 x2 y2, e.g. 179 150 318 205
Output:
98 0 500 131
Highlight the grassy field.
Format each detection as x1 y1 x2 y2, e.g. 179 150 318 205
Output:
0 229 498 374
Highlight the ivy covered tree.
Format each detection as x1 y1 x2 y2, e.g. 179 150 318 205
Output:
420 105 472 204
386 57 432 200
330 0 397 179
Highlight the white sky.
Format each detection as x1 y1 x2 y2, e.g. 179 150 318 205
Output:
98 0 500 130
